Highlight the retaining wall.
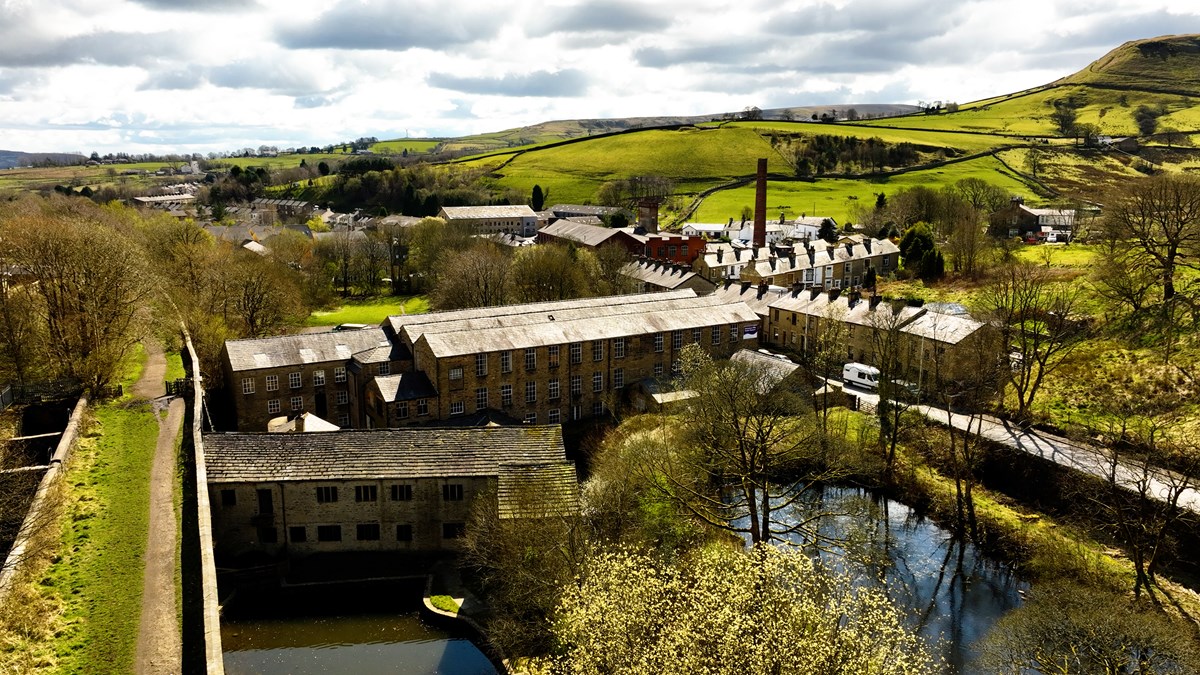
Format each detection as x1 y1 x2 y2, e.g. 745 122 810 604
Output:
0 394 87 604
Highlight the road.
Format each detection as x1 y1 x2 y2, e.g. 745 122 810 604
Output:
842 382 1200 514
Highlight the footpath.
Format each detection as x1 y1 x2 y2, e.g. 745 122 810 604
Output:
132 340 184 675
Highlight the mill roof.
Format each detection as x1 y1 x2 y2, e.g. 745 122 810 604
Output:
441 205 537 220
203 426 567 483
224 327 388 372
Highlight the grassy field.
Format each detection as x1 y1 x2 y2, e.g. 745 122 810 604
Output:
860 85 1197 138
701 121 1020 154
488 127 790 205
306 295 430 327
689 155 1038 225
370 139 443 155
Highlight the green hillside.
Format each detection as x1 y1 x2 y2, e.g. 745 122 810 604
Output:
692 155 1038 225
479 127 792 204
1059 34 1200 95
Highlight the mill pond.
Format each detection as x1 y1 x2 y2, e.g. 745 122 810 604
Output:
734 484 1028 674
221 581 497 675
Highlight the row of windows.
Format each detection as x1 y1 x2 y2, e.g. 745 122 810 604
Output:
264 390 349 415
242 367 348 395
455 369 627 415
259 522 465 544
456 333 716 381
394 398 430 419
301 483 463 504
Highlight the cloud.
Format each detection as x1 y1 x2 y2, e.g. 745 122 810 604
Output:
138 65 206 91
530 1 671 36
764 0 967 40
635 43 762 69
0 30 188 68
427 69 589 97
276 1 499 51
129 0 261 11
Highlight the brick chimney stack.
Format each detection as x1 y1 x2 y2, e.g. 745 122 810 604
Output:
753 158 767 248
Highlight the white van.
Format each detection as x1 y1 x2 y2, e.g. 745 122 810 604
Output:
842 362 880 390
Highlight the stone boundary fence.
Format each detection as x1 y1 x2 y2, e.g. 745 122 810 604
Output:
178 328 225 675
0 394 87 605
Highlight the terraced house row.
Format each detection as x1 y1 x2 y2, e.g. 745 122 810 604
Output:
221 290 762 431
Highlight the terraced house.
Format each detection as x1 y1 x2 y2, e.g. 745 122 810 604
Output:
694 234 899 289
221 290 762 431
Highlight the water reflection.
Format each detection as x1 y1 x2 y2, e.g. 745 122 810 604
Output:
221 582 497 675
733 484 1027 674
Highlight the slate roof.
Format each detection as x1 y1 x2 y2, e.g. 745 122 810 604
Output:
730 349 802 386
539 219 626 248
621 260 712 291
372 372 438 402
203 425 567 483
711 281 790 316
397 292 761 358
899 311 985 345
351 340 411 365
769 290 922 329
497 463 580 519
225 328 389 372
441 205 537 220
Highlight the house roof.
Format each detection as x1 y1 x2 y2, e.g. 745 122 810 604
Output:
395 292 760 358
711 280 790 316
203 425 568 483
730 349 802 386
497 463 581 519
898 310 985 345
539 219 626 248
440 205 537 220
371 372 438 402
768 290 922 329
621 260 712 290
224 327 389 372
351 340 411 365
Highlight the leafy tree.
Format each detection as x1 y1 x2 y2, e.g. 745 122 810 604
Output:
1134 104 1165 136
317 161 330 176
555 545 937 674
530 184 546 212
980 582 1200 674
817 217 838 243
918 249 945 281
898 222 935 268
1049 98 1079 136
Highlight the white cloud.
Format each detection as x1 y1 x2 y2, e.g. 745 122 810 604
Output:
0 0 1196 154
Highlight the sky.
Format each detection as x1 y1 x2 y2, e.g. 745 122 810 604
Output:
0 0 1197 155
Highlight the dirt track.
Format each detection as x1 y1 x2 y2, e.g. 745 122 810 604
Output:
132 340 183 675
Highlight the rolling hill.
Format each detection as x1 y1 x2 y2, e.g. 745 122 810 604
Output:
452 34 1200 226
0 150 86 170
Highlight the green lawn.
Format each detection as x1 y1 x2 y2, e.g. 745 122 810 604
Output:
690 155 1038 225
306 295 430 327
163 351 186 383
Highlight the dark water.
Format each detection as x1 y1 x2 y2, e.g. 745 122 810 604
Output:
733 484 1027 674
221 582 498 675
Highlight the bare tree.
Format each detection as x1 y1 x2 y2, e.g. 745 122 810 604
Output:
0 197 152 391
980 262 1086 421
868 300 914 476
229 253 305 338
1103 173 1200 304
431 241 511 310
651 345 837 545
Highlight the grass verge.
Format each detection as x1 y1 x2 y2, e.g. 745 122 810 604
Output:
163 351 186 383
42 403 158 674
